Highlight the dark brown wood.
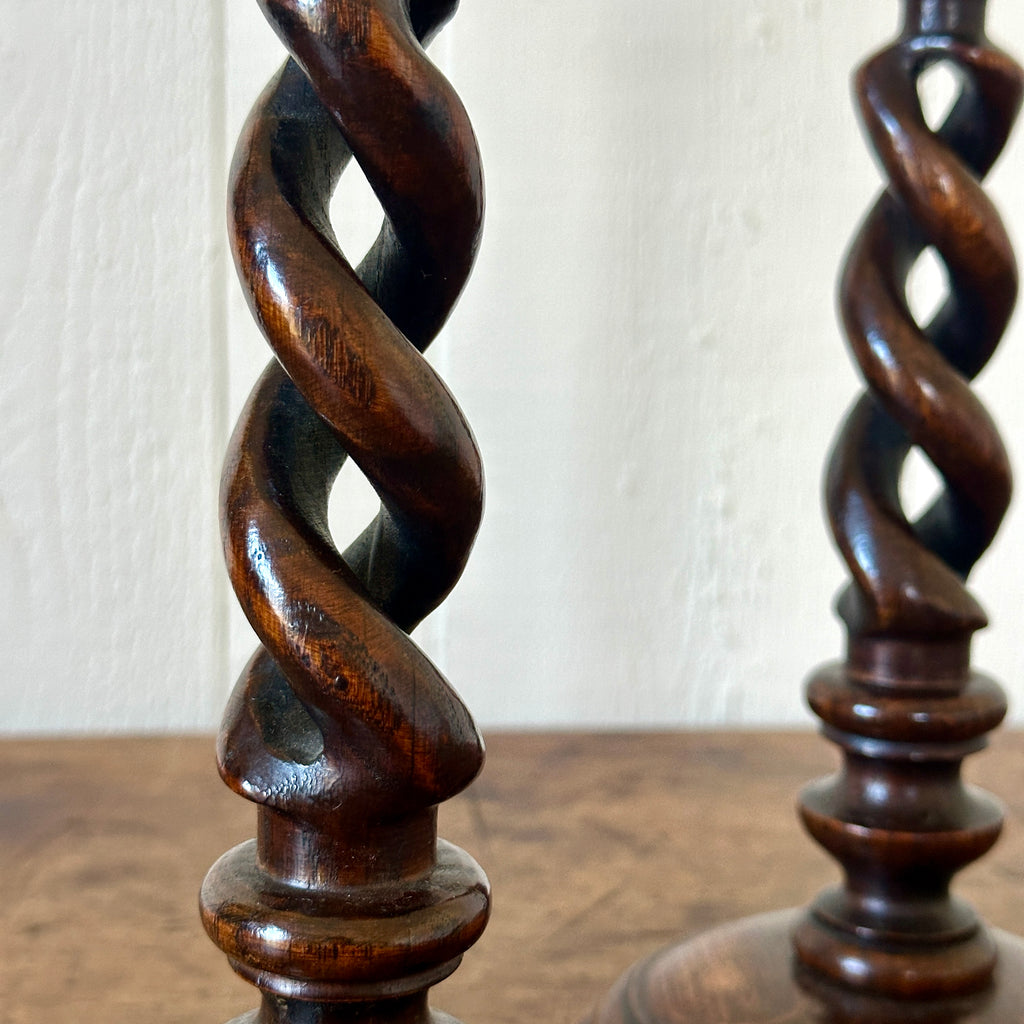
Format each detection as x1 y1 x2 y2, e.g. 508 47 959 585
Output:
587 1 1024 1021
590 912 1024 1024
798 0 1021 995
198 2 487 1021
7 732 1024 1023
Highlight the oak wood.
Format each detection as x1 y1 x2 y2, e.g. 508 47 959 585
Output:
587 2 1024 1019
792 0 1023 998
203 1 488 1020
5 731 1024 1023
587 911 1024 1024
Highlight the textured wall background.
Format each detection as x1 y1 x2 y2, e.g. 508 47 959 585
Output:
2 5 228 732
5 1 1024 734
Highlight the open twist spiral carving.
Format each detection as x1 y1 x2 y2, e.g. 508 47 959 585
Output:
220 0 484 840
795 1 1023 1000
201 2 488 1019
830 4 1022 672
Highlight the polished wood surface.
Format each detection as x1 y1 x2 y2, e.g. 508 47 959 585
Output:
588 2 1024 1019
795 0 1023 998
205 1 488 1020
590 912 1024 1024
4 730 1024 1023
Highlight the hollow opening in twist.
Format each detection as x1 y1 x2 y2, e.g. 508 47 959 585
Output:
905 244 950 331
329 457 384 560
916 58 964 132
899 446 945 524
329 158 387 269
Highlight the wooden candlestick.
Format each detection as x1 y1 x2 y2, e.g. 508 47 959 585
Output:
199 2 488 1022
587 2 1024 1021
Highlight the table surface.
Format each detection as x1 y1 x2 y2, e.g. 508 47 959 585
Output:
3 730 1024 1024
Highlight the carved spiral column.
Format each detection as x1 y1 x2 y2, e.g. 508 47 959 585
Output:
793 0 1023 999
199 2 488 1022
585 3 1024 1022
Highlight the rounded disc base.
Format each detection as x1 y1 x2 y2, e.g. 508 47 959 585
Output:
201 839 489 1002
585 910 1024 1024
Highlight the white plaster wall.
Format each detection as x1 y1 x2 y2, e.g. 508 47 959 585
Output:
1 4 228 733
5 1 1024 734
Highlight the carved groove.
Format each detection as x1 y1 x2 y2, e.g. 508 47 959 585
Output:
200 2 488 1021
794 0 1023 999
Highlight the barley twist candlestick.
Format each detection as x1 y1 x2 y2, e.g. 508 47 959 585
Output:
794 0 1022 997
199 2 488 1022
588 2 1024 1021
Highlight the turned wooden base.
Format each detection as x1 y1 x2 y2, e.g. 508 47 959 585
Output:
227 995 463 1024
585 910 1024 1024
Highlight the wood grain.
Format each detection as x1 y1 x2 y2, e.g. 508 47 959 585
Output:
783 0 1024 999
4 731 1024 1023
207 2 488 1018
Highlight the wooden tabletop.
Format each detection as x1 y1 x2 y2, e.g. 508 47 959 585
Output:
3 730 1024 1024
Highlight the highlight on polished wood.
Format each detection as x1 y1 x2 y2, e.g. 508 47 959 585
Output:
198 2 488 1022
587 2 1024 1021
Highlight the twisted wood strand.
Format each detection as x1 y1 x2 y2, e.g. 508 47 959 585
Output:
200 3 488 1020
795 0 1023 998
